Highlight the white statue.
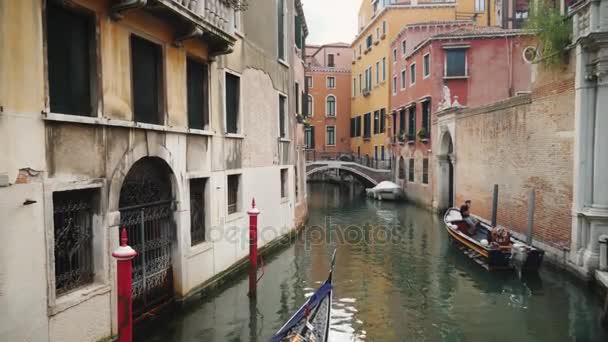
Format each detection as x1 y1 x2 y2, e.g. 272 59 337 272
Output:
438 85 452 111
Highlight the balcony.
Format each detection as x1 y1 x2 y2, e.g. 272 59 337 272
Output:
111 0 239 55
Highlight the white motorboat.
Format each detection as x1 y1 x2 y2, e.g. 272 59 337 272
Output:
365 181 405 201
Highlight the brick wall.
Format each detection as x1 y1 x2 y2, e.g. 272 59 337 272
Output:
454 65 575 251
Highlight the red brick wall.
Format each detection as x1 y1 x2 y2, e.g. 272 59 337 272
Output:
454 65 575 250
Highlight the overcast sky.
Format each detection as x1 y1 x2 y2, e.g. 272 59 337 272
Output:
302 0 359 45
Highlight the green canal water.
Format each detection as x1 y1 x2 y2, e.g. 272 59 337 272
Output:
138 183 607 341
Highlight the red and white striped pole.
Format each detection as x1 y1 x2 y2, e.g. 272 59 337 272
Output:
248 198 260 297
113 228 137 342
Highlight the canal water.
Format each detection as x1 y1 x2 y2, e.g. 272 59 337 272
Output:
138 183 607 341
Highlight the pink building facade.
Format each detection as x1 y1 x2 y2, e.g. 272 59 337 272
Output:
389 25 533 207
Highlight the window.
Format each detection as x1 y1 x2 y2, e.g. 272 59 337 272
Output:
475 0 485 12
295 83 300 114
363 113 371 138
376 27 380 40
327 76 336 88
382 21 387 35
225 72 240 133
380 108 386 133
376 61 380 84
373 110 380 134
326 95 336 116
295 15 303 50
392 76 397 95
305 126 315 148
410 63 416 85
131 35 163 124
382 57 386 81
190 178 207 246
359 74 362 94
326 126 336 145
234 9 242 31
408 159 415 182
356 116 362 136
399 109 406 132
408 105 416 138
422 159 429 184
366 35 373 49
381 146 385 160
350 118 356 137
423 53 430 78
367 67 373 89
445 48 467 77
53 189 96 295
306 76 313 88
277 0 285 60
400 70 406 90
401 40 406 55
421 100 431 138
281 169 288 198
46 3 95 116
187 58 209 130
353 78 357 97
327 54 335 67
398 157 405 179
393 48 397 62
227 174 240 214
374 146 378 160
279 94 287 137
359 44 362 55
307 95 314 116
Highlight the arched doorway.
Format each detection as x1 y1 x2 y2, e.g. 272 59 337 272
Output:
118 157 176 318
437 131 455 210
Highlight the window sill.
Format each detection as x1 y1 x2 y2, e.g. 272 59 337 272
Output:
407 140 415 145
50 283 111 316
421 138 429 144
443 75 469 80
278 59 290 68
226 212 246 223
279 138 291 143
281 197 289 204
43 113 214 136
225 133 245 139
189 241 213 258
235 30 244 38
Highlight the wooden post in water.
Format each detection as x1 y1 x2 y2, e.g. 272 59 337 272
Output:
491 184 499 227
526 189 536 245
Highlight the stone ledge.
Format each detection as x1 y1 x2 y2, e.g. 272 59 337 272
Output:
456 94 532 119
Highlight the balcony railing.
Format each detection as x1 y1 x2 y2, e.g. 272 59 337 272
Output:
112 0 238 55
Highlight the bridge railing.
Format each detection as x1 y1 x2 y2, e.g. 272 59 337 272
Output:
304 150 392 170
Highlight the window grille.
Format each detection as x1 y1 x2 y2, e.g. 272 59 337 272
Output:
53 189 95 295
227 175 240 214
190 178 206 246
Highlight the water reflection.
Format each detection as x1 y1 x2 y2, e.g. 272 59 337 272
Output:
138 183 606 342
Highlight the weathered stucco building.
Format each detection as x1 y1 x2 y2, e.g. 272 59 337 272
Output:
0 0 308 341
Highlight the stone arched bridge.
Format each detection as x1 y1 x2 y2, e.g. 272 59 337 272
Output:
306 160 392 186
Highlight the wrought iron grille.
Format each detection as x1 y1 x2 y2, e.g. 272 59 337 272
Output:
190 178 206 245
53 189 95 295
119 157 175 317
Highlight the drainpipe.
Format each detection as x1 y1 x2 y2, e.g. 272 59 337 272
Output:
110 0 147 21
599 235 608 271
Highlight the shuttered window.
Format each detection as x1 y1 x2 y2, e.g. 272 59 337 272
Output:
305 126 315 148
187 58 209 130
363 113 371 138
373 111 379 134
408 105 416 138
422 159 429 184
225 73 240 133
279 94 287 138
445 49 467 77
409 159 415 182
190 178 207 245
46 3 94 116
277 0 285 60
380 108 386 133
131 35 163 124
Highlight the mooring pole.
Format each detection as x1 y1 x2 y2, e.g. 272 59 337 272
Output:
248 198 260 297
112 228 137 342
491 184 499 227
526 189 536 245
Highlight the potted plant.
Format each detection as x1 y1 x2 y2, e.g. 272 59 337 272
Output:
397 130 406 143
418 127 429 142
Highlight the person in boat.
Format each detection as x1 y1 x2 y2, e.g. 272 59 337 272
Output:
460 204 478 236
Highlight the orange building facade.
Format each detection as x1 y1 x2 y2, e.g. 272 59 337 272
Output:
305 44 353 159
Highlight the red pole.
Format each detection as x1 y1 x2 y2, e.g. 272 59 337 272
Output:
112 228 137 342
248 198 260 297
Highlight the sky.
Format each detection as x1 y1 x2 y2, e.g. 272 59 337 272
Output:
302 0 359 45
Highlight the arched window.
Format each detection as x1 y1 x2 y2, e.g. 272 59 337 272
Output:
307 95 313 117
326 95 336 117
398 157 406 180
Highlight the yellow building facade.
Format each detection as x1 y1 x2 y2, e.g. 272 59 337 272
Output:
350 0 497 161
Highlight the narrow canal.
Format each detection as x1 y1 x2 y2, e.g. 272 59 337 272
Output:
138 183 607 341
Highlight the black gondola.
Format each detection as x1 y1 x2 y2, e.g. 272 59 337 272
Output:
444 207 544 272
270 250 336 342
